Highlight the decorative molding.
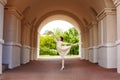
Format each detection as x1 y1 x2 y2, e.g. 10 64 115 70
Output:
4 42 22 47
116 40 120 45
87 21 98 30
97 8 116 21
113 0 120 7
0 0 7 6
88 46 98 50
22 18 32 28
22 45 31 49
97 42 116 48
91 21 97 25
5 6 23 20
0 39 4 44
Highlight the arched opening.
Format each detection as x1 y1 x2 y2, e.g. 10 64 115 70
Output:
37 14 81 59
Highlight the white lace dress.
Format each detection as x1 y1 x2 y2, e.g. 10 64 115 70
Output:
57 41 71 58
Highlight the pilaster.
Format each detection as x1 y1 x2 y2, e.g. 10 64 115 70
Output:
113 0 120 73
21 45 30 64
3 7 22 69
0 0 7 74
88 21 98 63
21 19 31 64
82 30 89 60
97 8 117 68
81 32 86 59
88 25 94 62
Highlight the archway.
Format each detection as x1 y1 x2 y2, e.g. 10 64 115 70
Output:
37 14 81 59
30 10 85 60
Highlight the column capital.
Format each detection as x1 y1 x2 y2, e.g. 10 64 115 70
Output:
113 0 120 7
91 21 97 25
0 0 7 6
97 8 116 21
22 18 31 27
5 6 23 20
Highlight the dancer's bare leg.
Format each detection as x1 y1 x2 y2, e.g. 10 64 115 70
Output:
60 57 64 70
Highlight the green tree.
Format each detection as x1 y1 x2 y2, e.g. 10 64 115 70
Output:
62 27 79 55
40 35 57 55
39 27 79 56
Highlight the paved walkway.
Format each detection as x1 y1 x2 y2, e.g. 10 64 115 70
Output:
0 57 120 80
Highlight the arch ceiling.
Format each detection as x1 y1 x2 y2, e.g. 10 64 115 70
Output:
6 0 115 29
38 14 81 33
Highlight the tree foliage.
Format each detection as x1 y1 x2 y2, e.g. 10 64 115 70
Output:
62 27 79 55
40 35 57 55
39 27 79 56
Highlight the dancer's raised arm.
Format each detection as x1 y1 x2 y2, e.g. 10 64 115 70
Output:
44 31 58 42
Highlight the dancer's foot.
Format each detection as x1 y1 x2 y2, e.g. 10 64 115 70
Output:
60 67 64 70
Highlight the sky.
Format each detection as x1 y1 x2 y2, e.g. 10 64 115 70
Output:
40 20 74 35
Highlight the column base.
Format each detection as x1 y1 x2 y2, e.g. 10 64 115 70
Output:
2 42 21 69
0 39 4 74
88 47 98 63
81 48 85 59
98 43 117 68
81 48 89 60
30 47 37 60
85 48 89 60
21 45 30 64
0 44 2 74
116 40 120 73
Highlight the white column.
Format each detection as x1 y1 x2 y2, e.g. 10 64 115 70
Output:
92 22 98 63
81 32 86 59
113 0 120 73
88 26 94 62
0 0 7 74
88 22 98 63
21 45 30 64
97 8 117 68
21 20 31 64
30 29 37 60
85 30 89 60
2 7 22 69
37 32 40 59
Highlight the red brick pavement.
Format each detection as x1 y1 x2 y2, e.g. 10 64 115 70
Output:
1 57 120 80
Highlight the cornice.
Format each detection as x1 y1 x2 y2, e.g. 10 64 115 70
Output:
0 0 7 6
97 8 116 21
113 0 120 7
5 6 23 20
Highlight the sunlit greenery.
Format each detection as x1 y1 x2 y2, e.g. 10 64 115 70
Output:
39 27 79 56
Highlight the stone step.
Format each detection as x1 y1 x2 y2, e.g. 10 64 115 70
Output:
2 64 8 72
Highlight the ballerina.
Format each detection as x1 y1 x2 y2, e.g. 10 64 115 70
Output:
45 31 79 70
